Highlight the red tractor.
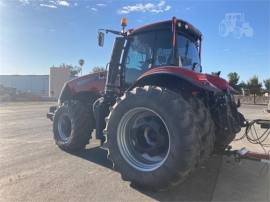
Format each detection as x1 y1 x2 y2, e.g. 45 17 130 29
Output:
47 17 245 190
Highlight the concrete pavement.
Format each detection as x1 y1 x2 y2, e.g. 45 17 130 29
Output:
0 102 269 201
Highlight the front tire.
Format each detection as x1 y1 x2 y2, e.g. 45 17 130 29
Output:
104 86 201 190
53 101 94 151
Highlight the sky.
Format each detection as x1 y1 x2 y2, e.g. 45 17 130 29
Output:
0 0 269 83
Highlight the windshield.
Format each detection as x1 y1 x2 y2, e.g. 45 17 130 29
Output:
124 31 201 84
176 34 201 71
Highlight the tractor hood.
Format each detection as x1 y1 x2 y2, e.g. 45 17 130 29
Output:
65 71 106 95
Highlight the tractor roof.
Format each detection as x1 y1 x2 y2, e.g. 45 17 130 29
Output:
129 18 202 40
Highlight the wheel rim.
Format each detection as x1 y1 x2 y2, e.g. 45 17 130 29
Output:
58 113 72 142
117 107 170 171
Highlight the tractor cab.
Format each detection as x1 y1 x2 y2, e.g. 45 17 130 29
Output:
98 17 202 93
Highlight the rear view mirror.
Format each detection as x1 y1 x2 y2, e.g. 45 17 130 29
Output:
98 32 105 47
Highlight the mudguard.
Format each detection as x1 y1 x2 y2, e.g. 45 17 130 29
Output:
129 66 235 93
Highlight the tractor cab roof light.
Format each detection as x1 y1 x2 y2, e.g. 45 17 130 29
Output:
121 17 128 33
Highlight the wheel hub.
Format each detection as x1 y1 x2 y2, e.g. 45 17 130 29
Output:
58 113 72 142
117 107 170 171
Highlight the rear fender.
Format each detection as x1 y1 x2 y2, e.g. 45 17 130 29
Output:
128 73 220 94
128 67 233 94
205 73 237 93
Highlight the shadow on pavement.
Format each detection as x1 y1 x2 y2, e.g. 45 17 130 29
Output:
70 146 224 201
212 156 270 201
136 155 223 201
70 146 113 169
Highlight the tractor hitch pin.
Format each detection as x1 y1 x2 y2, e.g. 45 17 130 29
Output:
224 146 270 164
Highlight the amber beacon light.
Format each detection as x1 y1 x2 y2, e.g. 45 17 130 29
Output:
121 17 128 32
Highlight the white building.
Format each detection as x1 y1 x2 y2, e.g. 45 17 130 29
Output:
0 67 74 98
49 67 71 98
0 75 49 96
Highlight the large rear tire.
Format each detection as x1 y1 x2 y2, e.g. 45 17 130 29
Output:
189 97 215 164
53 101 94 151
104 86 202 190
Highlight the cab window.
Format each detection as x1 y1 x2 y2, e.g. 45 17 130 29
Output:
176 35 200 71
124 30 172 84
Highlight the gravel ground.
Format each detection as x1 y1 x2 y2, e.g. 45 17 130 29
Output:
0 102 269 201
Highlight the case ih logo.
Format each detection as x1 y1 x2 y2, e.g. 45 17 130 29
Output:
219 13 254 39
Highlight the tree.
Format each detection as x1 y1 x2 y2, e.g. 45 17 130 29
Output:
238 81 247 89
78 59 85 76
59 63 81 77
263 78 270 91
79 59 85 67
247 76 262 104
211 71 221 76
92 66 105 73
227 72 240 90
238 81 247 95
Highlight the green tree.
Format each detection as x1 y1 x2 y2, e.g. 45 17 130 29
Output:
263 78 270 91
238 81 247 95
59 63 81 77
79 59 85 67
238 81 247 89
211 71 221 76
227 72 240 90
78 59 85 76
92 66 105 73
247 76 262 104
